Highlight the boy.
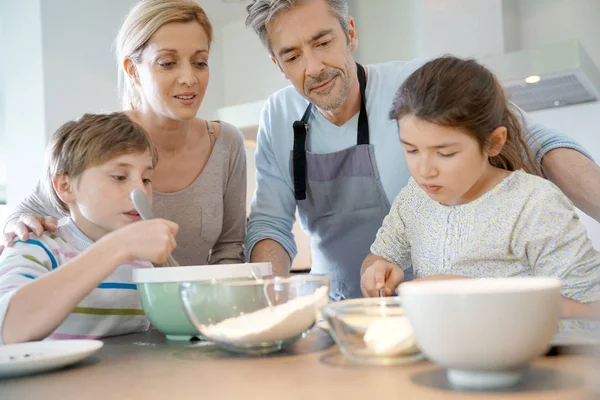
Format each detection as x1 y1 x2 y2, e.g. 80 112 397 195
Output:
0 112 177 344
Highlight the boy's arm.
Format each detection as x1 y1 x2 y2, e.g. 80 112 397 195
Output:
0 236 128 344
1 218 177 344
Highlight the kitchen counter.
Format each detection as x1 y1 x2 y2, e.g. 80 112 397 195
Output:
1 328 597 400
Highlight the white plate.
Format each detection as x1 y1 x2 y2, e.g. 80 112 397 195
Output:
0 340 103 379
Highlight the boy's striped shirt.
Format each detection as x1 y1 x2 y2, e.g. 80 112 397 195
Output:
0 219 151 344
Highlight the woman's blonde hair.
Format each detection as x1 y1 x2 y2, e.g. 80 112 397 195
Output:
115 0 213 110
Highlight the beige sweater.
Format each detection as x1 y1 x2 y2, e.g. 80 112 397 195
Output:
8 121 246 266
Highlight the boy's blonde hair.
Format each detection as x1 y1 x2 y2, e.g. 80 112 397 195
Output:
115 0 214 110
45 112 158 215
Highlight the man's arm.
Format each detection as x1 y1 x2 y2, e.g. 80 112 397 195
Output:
246 101 299 276
542 148 600 221
250 239 291 276
518 105 599 222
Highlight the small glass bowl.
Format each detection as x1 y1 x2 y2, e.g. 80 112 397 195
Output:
320 297 423 365
179 274 330 355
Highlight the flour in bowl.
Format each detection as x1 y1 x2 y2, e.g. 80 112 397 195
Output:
200 286 329 345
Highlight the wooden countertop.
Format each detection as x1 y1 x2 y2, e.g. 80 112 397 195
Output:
1 329 598 400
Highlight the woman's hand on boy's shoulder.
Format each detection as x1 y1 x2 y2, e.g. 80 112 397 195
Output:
101 219 179 265
1 214 58 254
360 258 404 298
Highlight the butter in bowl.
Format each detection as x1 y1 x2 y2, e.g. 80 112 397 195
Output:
320 297 423 365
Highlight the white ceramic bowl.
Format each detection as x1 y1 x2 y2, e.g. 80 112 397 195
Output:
400 277 562 390
132 263 272 340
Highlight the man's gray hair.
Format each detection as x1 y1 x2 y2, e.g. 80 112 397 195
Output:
245 0 350 55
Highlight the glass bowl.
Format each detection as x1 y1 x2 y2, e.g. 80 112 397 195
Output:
320 297 423 365
179 274 330 355
133 263 271 341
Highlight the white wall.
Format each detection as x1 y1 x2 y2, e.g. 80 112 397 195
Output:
3 0 47 209
2 0 140 210
0 1 6 198
517 0 600 68
41 0 138 136
221 19 288 107
348 0 423 64
0 0 7 228
200 26 224 121
501 0 521 53
421 0 506 58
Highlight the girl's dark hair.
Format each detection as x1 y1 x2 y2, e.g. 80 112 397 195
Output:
389 56 541 176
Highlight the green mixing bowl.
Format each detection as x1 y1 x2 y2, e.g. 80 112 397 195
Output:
133 263 272 341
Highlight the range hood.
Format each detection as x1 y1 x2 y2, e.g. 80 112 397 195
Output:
483 40 600 112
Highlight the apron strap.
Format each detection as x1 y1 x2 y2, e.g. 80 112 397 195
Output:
292 105 312 200
292 63 369 201
356 63 369 145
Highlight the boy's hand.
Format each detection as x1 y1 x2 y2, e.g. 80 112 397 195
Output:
360 259 404 297
104 219 179 264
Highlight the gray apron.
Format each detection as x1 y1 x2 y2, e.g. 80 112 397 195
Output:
292 63 411 301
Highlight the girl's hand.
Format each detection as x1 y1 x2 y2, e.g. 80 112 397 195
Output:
360 259 404 297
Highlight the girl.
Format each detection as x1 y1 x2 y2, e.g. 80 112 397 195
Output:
360 56 600 319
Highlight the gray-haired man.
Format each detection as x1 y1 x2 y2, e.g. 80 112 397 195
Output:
244 0 600 300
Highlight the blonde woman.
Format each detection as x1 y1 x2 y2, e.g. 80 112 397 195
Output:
2 0 246 266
